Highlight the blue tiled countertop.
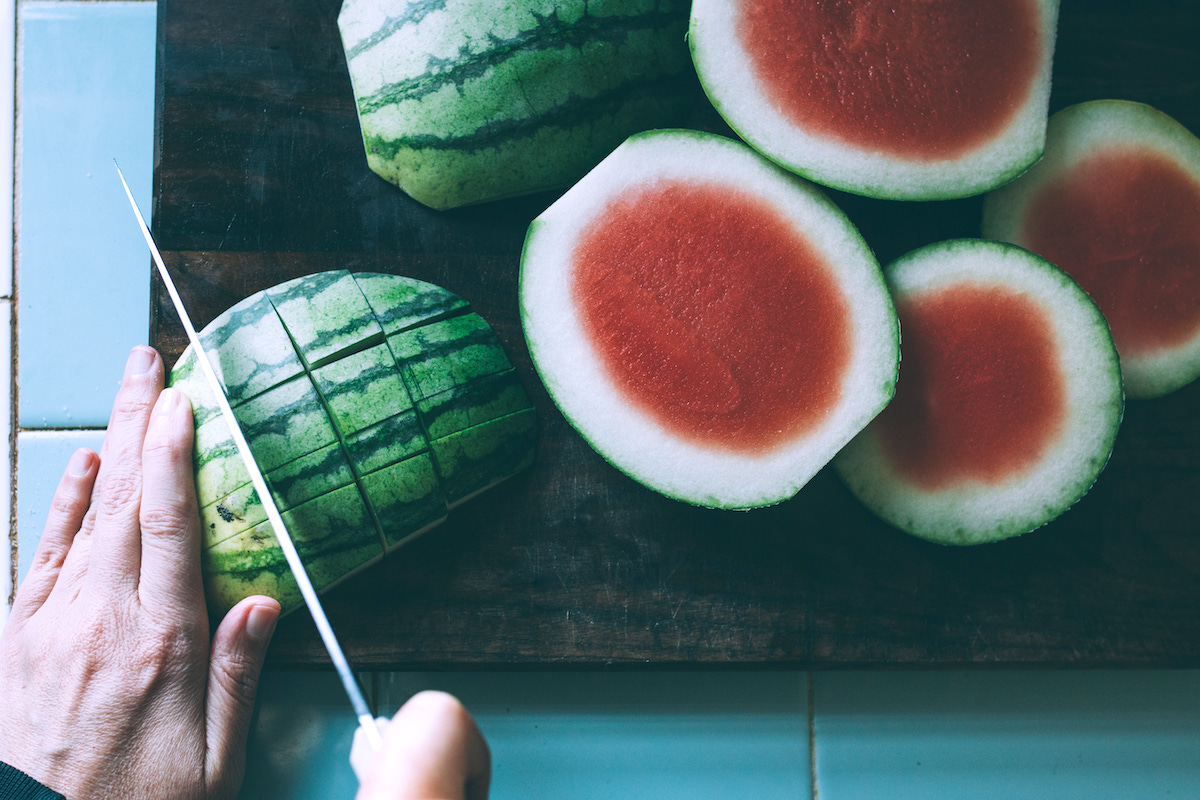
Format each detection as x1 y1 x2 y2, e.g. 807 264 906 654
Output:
6 3 1200 799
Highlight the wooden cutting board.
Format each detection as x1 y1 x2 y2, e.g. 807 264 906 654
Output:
152 0 1200 668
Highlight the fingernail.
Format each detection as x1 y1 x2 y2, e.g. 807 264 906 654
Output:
154 387 183 416
125 345 156 379
246 603 279 643
67 448 95 477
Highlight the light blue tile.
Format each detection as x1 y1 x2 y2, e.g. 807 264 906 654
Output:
813 670 1200 800
16 429 106 583
239 670 375 800
375 671 811 800
18 1 156 428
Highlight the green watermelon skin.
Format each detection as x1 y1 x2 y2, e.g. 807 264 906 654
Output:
172 271 536 617
337 0 701 210
834 240 1123 545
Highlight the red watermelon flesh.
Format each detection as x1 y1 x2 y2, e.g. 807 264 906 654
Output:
739 0 1042 162
689 0 1059 200
877 284 1066 491
521 129 899 509
983 100 1200 398
571 179 853 455
834 239 1122 545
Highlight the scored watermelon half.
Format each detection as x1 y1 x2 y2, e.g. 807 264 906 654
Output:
834 239 1123 545
688 0 1059 200
169 270 536 616
983 99 1200 398
520 129 899 509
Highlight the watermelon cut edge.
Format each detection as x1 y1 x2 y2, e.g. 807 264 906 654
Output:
983 99 1200 399
834 239 1124 545
687 0 1060 200
520 129 899 509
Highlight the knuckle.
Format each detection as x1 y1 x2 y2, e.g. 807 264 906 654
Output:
211 650 262 709
140 502 198 538
142 426 191 464
97 470 142 514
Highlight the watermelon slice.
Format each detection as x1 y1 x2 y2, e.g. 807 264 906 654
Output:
688 0 1059 200
170 271 537 616
834 240 1123 545
982 100 1200 398
520 129 899 509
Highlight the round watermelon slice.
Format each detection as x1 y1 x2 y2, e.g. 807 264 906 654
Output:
834 239 1123 545
520 129 899 509
982 99 1200 398
688 0 1059 200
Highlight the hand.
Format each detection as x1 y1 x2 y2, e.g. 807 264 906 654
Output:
357 691 491 800
0 345 281 800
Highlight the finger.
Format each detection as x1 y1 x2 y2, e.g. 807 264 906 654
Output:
204 596 280 799
137 387 203 609
86 345 164 593
357 691 492 800
9 448 98 619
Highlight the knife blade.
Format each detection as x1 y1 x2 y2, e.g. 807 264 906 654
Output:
115 162 384 759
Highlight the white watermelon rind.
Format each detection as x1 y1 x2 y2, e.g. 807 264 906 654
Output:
520 129 899 510
982 99 1200 399
834 239 1124 545
687 0 1060 201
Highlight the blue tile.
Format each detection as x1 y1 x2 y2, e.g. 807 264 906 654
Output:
239 670 374 800
813 670 1200 800
375 671 811 800
16 429 106 584
18 1 156 428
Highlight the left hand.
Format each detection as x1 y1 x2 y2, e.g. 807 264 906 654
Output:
0 345 280 800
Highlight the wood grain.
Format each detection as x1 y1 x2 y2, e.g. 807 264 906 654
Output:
153 0 1200 667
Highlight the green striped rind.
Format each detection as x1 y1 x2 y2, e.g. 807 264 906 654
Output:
431 409 538 506
344 410 429 475
418 369 530 440
232 375 339 473
174 271 537 617
201 442 359 551
337 0 698 209
196 292 305 407
388 313 514 401
353 271 468 335
312 342 412 437
267 271 384 368
360 453 448 550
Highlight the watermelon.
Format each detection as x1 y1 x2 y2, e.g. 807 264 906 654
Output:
520 129 899 509
336 0 700 210
170 270 537 616
834 239 1123 545
688 0 1059 200
982 100 1200 398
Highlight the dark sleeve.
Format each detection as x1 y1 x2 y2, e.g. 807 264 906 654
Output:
0 762 65 800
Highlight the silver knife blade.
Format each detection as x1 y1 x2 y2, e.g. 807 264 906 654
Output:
116 162 383 754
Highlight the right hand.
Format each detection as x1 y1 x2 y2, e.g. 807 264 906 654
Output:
356 691 491 800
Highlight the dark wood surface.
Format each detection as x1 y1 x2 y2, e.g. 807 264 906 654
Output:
153 0 1200 668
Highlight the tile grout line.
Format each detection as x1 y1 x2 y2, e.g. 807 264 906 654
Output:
807 670 818 800
5 0 16 610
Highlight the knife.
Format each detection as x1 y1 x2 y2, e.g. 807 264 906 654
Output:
115 163 386 769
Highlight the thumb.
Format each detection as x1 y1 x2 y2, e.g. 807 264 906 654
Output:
357 691 491 800
204 596 280 798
